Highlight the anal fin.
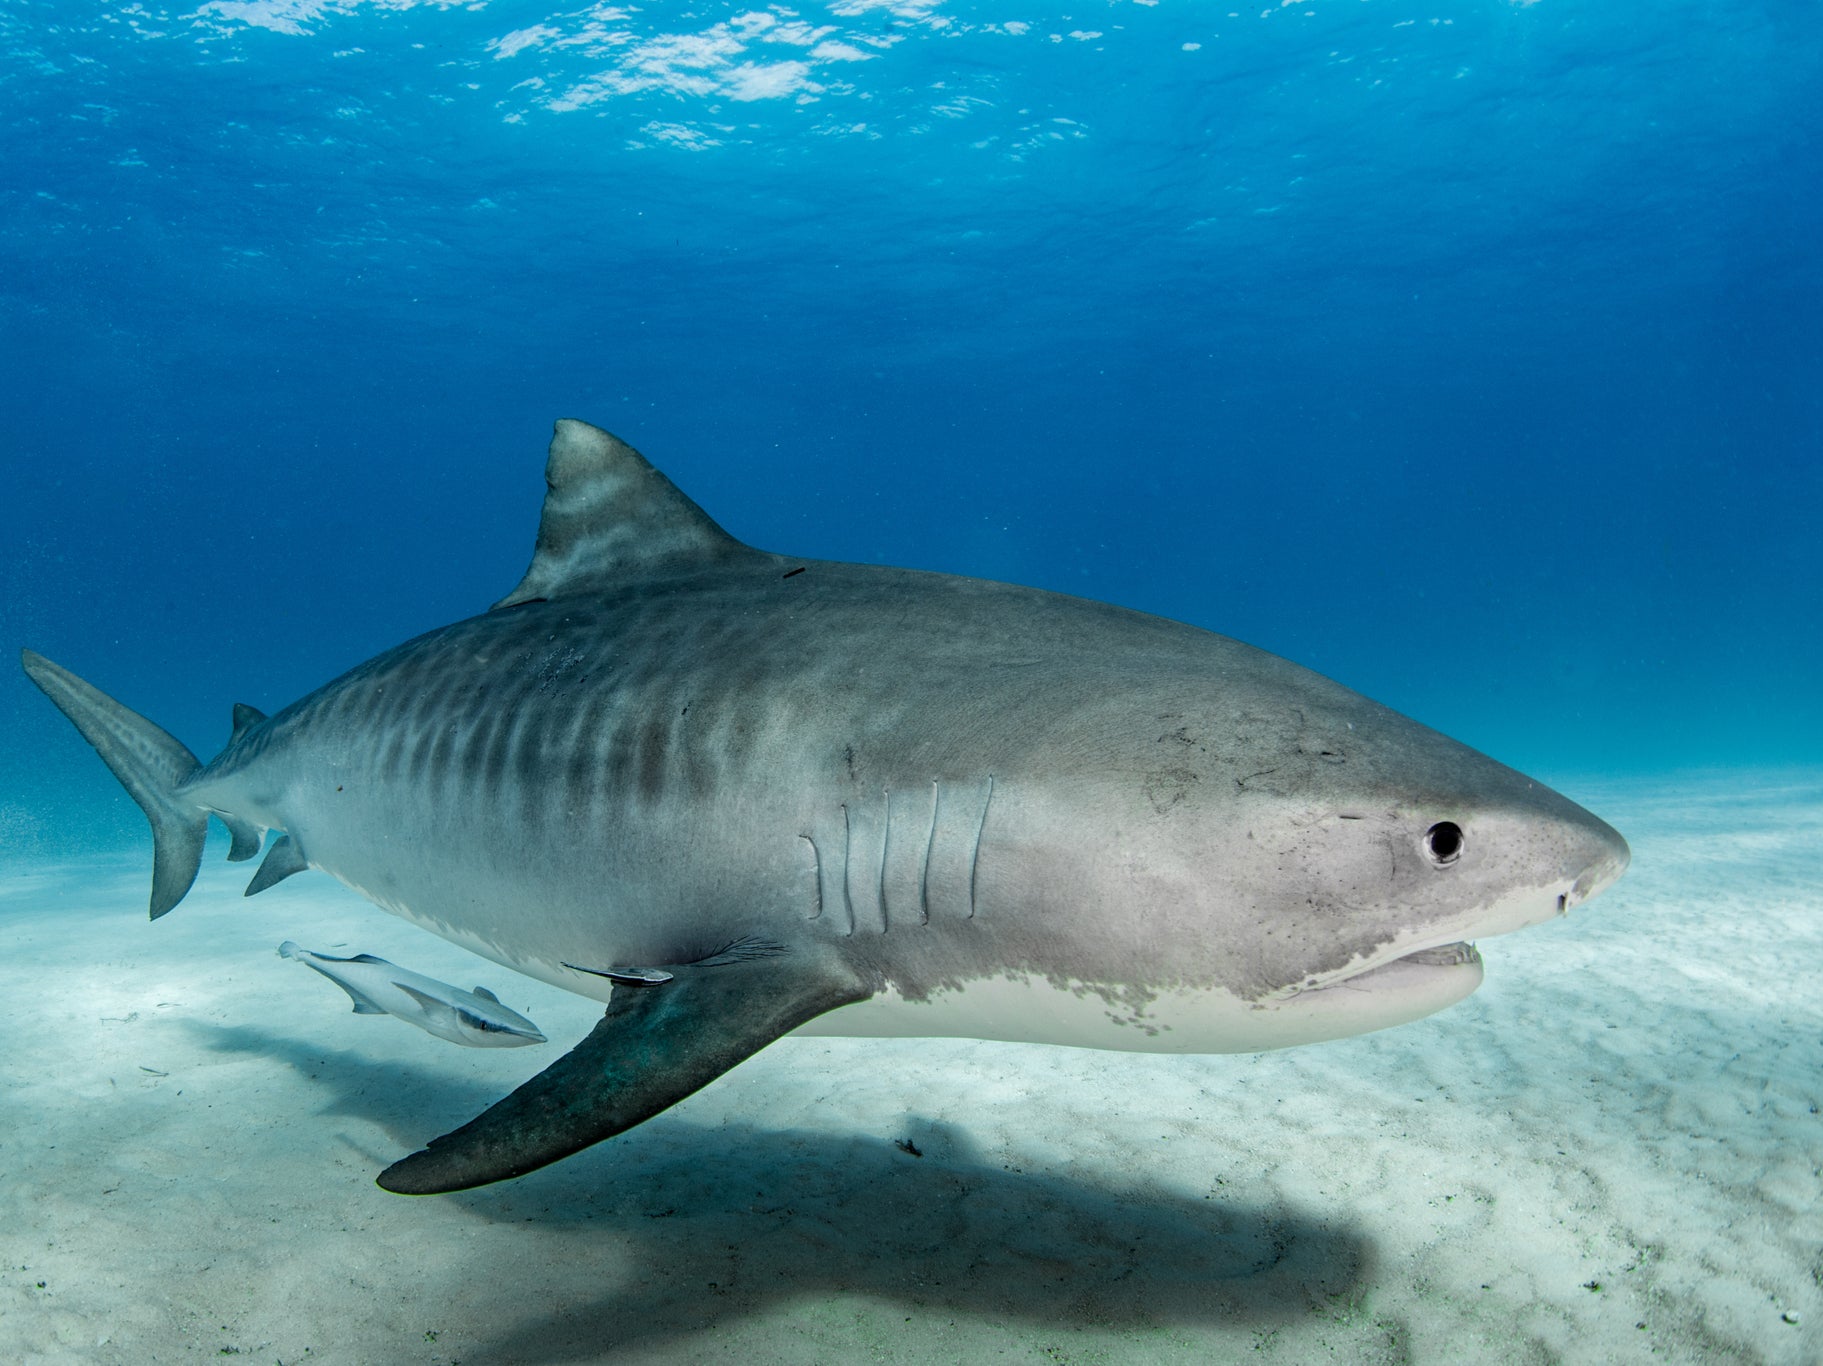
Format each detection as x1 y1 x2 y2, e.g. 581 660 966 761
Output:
377 951 870 1194
221 813 264 863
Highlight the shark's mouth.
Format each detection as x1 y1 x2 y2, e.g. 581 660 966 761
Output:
1392 941 1482 970
1293 939 1484 998
797 935 1493 1054
1285 870 1589 1002
1244 937 1488 1047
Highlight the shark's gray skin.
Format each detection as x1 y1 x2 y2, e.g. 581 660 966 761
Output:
277 941 547 1047
22 418 1629 1195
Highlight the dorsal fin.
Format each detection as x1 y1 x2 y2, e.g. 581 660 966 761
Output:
230 702 268 744
492 420 753 610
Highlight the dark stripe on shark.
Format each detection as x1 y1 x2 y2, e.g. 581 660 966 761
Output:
455 704 494 787
307 609 810 822
560 697 603 821
513 702 551 797
635 709 670 801
482 700 516 795
379 726 408 786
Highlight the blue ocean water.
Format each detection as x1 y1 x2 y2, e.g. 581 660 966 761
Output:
2 1 1819 836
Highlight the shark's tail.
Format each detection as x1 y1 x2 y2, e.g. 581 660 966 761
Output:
21 650 261 919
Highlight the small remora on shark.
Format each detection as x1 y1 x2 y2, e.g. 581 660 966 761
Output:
22 418 1630 1195
278 941 546 1047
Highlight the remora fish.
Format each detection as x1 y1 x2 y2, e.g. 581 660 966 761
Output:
23 418 1629 1195
278 941 546 1047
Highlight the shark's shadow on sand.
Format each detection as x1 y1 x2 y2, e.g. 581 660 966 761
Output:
195 1021 1372 1359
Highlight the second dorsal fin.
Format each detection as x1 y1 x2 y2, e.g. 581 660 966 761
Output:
230 702 268 743
493 419 754 609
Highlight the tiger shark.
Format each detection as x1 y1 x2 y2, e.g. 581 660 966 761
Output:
22 418 1629 1195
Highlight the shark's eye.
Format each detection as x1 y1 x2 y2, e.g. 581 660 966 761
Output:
1424 821 1464 866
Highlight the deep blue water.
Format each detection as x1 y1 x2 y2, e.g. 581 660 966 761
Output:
3 0 1819 853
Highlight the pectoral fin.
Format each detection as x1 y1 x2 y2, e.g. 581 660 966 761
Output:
394 981 465 1030
377 952 870 1194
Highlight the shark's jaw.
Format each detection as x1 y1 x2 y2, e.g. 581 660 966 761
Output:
794 875 1601 1056
790 945 1488 1054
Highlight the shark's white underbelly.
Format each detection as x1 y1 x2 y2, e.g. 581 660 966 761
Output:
791 954 1484 1054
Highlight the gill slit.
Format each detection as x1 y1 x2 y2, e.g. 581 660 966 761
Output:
968 774 995 920
840 803 856 936
800 834 822 921
879 788 892 932
919 780 939 926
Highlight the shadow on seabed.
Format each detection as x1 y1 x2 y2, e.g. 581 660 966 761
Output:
192 1019 1371 1359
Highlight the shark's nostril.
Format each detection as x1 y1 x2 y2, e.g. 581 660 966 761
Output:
1571 832 1630 906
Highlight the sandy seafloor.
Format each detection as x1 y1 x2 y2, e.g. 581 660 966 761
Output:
1 770 1817 1365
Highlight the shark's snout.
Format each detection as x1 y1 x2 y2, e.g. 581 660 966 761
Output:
1566 816 1630 910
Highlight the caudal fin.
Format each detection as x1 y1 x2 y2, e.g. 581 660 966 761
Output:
21 649 210 919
